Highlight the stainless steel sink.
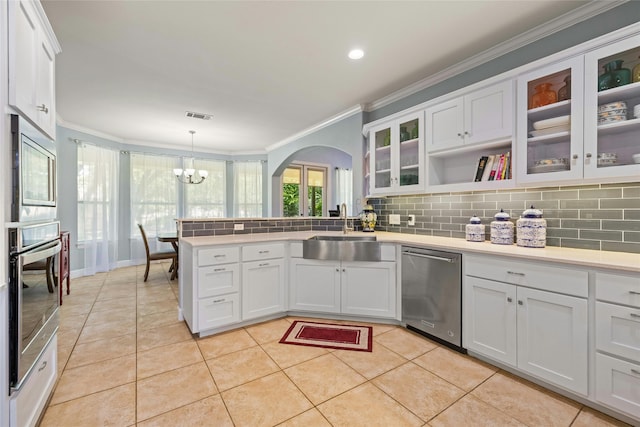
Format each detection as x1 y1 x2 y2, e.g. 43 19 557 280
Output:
303 235 380 262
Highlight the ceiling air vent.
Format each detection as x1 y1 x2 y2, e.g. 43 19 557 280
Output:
185 111 212 120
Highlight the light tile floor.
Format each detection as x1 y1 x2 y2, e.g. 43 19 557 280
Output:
40 262 631 427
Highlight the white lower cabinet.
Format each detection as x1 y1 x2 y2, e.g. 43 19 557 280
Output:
595 353 640 418
464 255 588 396
341 261 396 318
594 271 640 420
10 335 57 427
198 294 240 330
289 259 341 313
242 258 286 320
289 258 396 319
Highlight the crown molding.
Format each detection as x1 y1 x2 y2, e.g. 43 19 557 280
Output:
57 117 125 143
266 105 363 152
33 0 62 53
365 0 626 112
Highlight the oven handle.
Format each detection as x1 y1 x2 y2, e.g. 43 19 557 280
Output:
21 240 61 265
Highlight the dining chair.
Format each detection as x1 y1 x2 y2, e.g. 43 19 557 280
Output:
138 224 178 281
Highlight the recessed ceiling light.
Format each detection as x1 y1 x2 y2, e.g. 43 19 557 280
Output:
348 49 364 60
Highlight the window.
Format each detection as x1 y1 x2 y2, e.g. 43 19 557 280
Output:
77 143 119 273
184 158 226 218
234 161 263 217
130 153 179 236
282 164 327 217
335 168 353 215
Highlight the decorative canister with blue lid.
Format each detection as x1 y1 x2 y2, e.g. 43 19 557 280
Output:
517 205 547 248
490 209 514 245
465 215 485 242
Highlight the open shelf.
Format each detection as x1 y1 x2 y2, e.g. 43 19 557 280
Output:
527 131 571 145
597 81 640 104
527 100 571 121
597 117 640 135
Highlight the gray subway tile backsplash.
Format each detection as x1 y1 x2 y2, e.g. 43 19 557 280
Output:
370 182 640 254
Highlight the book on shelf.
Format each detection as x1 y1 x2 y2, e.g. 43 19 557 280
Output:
480 155 495 181
488 154 503 181
473 156 489 182
502 151 511 180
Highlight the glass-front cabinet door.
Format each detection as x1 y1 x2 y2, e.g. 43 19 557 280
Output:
584 37 640 179
369 112 424 195
516 57 584 184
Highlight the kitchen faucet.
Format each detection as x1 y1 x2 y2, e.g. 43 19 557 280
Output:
340 203 353 234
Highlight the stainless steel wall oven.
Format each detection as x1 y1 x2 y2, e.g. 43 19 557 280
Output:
8 222 61 393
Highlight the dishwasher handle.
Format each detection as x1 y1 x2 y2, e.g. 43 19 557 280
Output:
402 250 457 263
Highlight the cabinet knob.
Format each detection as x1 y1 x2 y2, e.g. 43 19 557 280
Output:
464 131 470 136
507 297 513 303
336 268 340 272
518 300 523 305
629 290 640 295
585 153 592 158
342 268 346 272
572 154 578 160
37 104 49 114
457 133 462 137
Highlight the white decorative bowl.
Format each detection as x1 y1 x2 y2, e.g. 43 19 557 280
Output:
598 101 627 112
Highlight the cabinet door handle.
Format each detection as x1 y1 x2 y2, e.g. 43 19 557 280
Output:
464 131 470 136
213 268 226 272
259 263 269 267
457 133 462 137
37 104 49 114
38 361 47 372
342 268 346 272
630 313 640 318
214 254 226 258
258 250 270 254
572 154 578 160
507 297 513 303
336 268 340 272
585 153 592 158
518 300 523 305
629 290 640 295
631 369 640 376
507 271 525 276
212 298 225 304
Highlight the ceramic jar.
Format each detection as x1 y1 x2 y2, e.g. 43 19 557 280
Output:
465 215 485 242
359 205 377 232
530 82 557 109
557 75 571 101
598 63 613 91
633 57 640 83
490 209 514 245
609 60 631 88
517 205 547 248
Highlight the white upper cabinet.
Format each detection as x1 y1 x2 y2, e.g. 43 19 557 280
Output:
368 111 424 196
8 0 60 140
425 80 513 152
516 57 585 183
584 36 640 180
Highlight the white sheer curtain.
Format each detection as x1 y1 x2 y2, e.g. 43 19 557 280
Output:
335 167 353 215
130 153 180 263
184 158 226 218
77 143 119 275
234 161 263 217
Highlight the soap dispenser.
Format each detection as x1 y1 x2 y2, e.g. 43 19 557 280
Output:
490 209 514 245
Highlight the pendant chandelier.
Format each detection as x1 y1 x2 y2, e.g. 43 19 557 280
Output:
173 130 208 184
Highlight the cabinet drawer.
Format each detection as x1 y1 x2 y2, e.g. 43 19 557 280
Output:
198 264 240 298
596 272 640 308
242 243 285 261
596 301 640 361
198 293 240 331
595 352 640 419
11 334 57 427
198 247 239 267
465 255 587 298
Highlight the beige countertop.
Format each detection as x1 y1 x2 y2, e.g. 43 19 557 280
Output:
181 231 640 273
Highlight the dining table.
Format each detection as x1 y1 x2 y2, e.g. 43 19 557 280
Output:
157 232 179 280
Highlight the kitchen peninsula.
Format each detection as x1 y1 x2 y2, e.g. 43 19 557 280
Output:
177 218 640 426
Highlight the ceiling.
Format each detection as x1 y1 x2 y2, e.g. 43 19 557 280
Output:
42 0 599 154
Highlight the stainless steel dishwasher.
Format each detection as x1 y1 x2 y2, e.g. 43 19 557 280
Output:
401 246 464 352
